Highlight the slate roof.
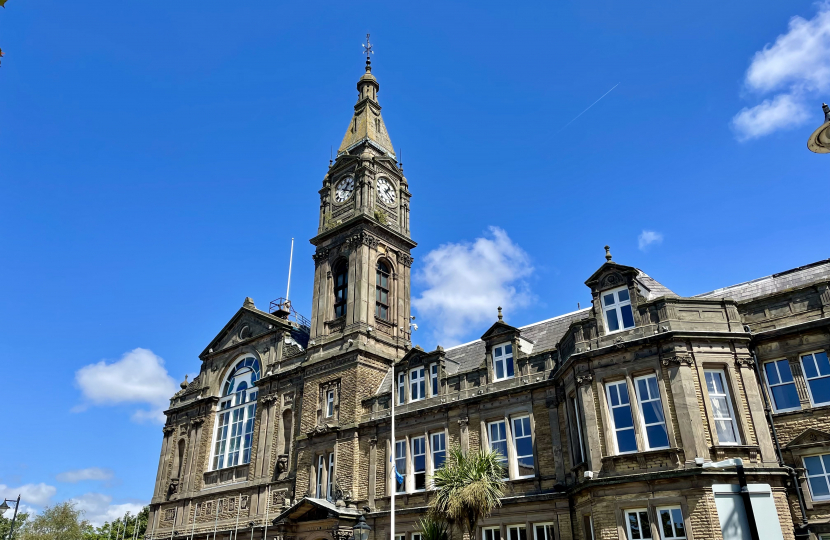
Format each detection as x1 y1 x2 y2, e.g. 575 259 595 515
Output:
694 259 830 302
636 270 678 300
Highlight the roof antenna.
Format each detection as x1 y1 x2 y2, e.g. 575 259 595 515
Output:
398 147 403 172
285 238 295 309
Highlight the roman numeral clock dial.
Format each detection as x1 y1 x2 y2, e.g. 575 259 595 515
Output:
376 177 396 205
334 177 354 203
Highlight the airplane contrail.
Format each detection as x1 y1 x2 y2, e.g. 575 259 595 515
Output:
556 82 620 134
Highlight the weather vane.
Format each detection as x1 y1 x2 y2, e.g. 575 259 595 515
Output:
362 33 374 71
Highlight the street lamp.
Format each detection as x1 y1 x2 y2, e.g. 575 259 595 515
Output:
807 103 830 154
352 516 371 540
1 496 21 540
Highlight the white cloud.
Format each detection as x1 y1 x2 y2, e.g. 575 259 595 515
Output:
412 227 534 346
56 468 114 483
638 230 664 251
732 2 830 140
74 348 178 423
0 483 57 507
70 493 145 527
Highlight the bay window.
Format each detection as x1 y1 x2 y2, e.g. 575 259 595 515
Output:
801 352 830 406
704 369 740 445
634 374 669 450
606 380 637 454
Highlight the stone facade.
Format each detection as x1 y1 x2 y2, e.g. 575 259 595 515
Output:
146 59 830 540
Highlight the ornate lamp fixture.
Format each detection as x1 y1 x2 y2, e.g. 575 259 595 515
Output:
352 516 371 540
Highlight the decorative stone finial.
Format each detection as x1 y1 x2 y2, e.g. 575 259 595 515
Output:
824 103 830 122
604 245 612 262
498 306 503 322
362 33 374 73
243 297 255 308
180 375 188 390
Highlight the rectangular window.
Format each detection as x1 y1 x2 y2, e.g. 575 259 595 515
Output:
228 407 244 466
316 454 325 498
532 524 554 540
242 402 256 464
398 373 406 405
493 344 515 381
804 454 830 501
625 509 652 539
801 352 830 406
395 440 406 493
410 368 426 402
704 370 740 445
507 526 527 540
634 374 669 450
483 528 501 540
325 389 335 418
431 432 446 470
512 416 534 477
764 359 801 412
412 436 426 491
327 452 335 501
412 534 422 540
606 380 637 453
656 507 686 539
583 516 594 540
601 287 635 334
488 420 509 473
431 364 439 397
570 396 585 465
212 401 231 470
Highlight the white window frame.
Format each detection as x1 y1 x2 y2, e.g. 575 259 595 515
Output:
704 369 741 445
763 359 801 413
506 525 527 540
397 372 406 405
412 534 422 540
800 351 830 406
395 439 406 493
493 343 515 381
410 367 425 402
482 527 501 540
624 508 652 540
316 454 325 498
325 388 335 418
412 435 426 492
326 452 335 501
571 395 585 464
431 432 446 471
487 419 509 476
804 453 830 501
606 379 637 455
430 363 439 397
512 415 534 478
532 524 554 540
210 358 259 471
601 286 635 334
633 373 670 450
655 506 686 539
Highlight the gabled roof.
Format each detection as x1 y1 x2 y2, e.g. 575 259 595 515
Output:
272 497 361 525
480 319 520 341
199 298 293 358
694 258 830 302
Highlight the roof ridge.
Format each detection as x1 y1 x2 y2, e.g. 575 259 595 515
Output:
694 258 830 298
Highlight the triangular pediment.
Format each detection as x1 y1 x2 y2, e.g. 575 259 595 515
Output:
786 428 830 448
199 300 293 358
481 320 519 341
584 261 639 291
272 497 361 526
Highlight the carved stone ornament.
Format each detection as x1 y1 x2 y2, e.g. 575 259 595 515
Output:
163 426 176 435
613 336 625 349
400 253 414 268
369 436 378 447
261 394 279 405
345 230 379 249
661 355 694 367
576 374 594 387
312 248 330 266
276 455 289 479
457 416 469 429
735 357 756 369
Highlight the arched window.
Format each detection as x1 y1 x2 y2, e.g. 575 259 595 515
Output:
211 356 260 470
376 261 390 321
334 261 348 318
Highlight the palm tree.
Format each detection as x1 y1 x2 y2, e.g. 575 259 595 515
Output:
417 516 449 540
430 447 505 540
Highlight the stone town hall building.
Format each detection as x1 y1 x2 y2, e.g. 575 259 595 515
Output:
147 57 830 540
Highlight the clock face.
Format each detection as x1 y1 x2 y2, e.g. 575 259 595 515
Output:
376 177 396 205
334 177 354 203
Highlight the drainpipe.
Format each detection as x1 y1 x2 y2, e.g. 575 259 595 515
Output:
750 348 810 540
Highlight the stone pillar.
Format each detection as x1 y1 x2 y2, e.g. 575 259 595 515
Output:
546 394 566 483
154 427 174 499
458 417 470 454
736 356 778 463
576 374 602 472
368 436 378 508
663 355 709 462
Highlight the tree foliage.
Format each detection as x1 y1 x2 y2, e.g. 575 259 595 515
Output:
0 510 29 540
83 506 149 540
19 502 90 540
430 448 505 540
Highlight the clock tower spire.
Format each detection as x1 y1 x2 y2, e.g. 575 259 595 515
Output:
308 41 414 357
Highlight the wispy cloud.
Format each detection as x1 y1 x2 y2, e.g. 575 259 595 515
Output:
69 493 145 527
74 348 178 423
56 468 114 484
0 483 57 507
732 2 830 140
412 227 534 346
638 230 664 251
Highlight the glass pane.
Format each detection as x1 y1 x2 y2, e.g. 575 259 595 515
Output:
495 360 505 380
606 309 620 331
809 377 830 404
764 362 780 385
505 344 513 354
637 378 648 398
619 383 630 404
506 357 515 377
494 347 502 357
771 384 800 411
660 510 673 538
618 289 630 302
628 513 641 539
803 356 819 379
711 396 731 419
604 293 616 306
671 509 685 537
617 428 638 453
434 451 445 469
809 476 830 497
613 404 634 429
534 526 545 540
516 437 533 458
646 424 669 449
818 352 830 376
517 455 534 476
609 385 620 407
639 512 652 539
642 401 665 425
715 420 738 444
621 304 635 329
648 377 659 399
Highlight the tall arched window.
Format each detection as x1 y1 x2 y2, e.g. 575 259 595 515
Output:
211 356 260 470
376 261 390 321
333 261 348 318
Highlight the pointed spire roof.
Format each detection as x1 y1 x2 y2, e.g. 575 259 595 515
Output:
338 38 395 158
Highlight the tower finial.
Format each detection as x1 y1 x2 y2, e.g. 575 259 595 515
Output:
824 102 830 122
180 374 188 390
604 245 612 262
498 306 503 322
362 33 374 73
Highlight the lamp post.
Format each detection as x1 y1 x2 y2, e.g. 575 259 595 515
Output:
352 516 371 540
807 103 830 154
0 496 21 540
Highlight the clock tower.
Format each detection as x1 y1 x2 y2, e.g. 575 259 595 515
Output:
307 48 415 359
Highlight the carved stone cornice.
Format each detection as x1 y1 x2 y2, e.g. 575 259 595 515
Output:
400 253 413 268
162 426 175 435
345 230 378 249
312 248 330 266
457 417 469 429
191 416 206 427
576 374 594 387
735 357 756 369
661 355 694 367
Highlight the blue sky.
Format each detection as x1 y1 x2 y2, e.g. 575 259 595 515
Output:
2 0 829 525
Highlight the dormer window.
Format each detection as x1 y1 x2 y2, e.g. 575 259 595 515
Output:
601 286 635 334
493 344 515 381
